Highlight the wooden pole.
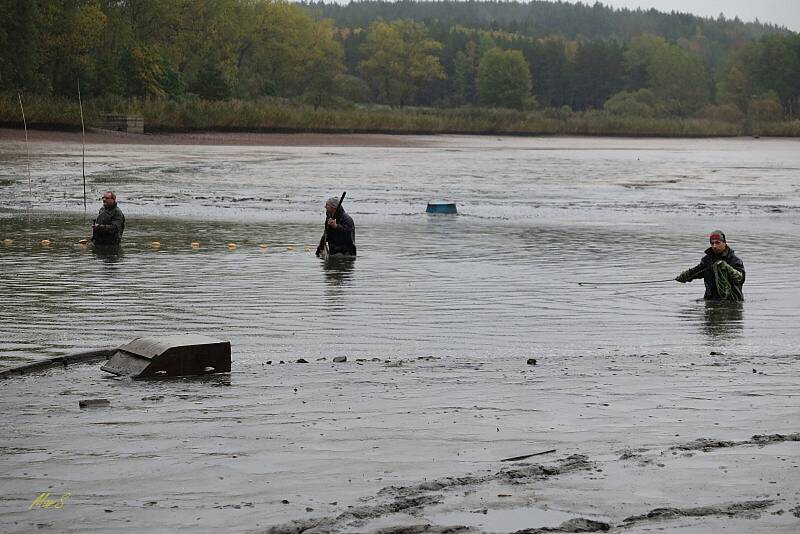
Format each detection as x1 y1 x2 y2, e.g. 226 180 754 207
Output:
18 93 31 200
78 78 87 213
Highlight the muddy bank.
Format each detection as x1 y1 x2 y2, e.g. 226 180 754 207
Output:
1 350 798 533
257 428 799 533
0 127 439 147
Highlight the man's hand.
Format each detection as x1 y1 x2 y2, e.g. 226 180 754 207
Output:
714 260 727 267
326 219 338 230
675 271 691 283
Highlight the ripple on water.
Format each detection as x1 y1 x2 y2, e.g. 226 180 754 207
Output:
1 137 799 369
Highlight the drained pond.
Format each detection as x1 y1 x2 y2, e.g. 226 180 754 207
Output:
1 133 799 532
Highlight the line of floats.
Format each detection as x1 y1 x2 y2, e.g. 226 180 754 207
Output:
1 238 311 251
1 202 459 250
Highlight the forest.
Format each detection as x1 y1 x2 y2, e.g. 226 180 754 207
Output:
1 0 799 136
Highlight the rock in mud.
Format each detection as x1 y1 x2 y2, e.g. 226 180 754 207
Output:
512 517 610 533
623 500 774 524
557 518 610 532
750 433 800 444
374 525 471 533
79 398 110 408
671 437 736 451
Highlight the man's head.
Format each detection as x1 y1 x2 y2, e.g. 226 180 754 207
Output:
325 196 340 217
102 191 117 209
709 230 727 254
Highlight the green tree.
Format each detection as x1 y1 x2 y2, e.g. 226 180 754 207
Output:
623 34 666 90
231 2 344 99
0 0 41 91
570 40 624 110
716 62 751 114
120 43 183 99
648 44 709 116
624 34 709 116
525 36 572 108
451 40 479 105
744 35 800 117
476 48 533 109
169 0 246 99
301 19 345 108
37 0 108 96
358 19 445 107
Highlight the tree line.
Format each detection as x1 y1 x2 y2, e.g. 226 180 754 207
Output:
1 0 798 124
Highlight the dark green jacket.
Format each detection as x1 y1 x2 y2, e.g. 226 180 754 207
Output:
92 204 125 245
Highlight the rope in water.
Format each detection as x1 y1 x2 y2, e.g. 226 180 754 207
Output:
578 278 676 286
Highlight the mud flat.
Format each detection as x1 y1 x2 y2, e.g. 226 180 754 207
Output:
1 349 798 533
0 127 438 148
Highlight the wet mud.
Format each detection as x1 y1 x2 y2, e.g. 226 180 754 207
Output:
621 499 774 524
263 455 594 533
253 426 800 533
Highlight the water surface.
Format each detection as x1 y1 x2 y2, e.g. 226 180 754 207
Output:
2 136 797 366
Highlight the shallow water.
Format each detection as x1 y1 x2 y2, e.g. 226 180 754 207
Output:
1 135 798 366
429 506 583 531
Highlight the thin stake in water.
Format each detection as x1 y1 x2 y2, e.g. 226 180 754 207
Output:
18 93 31 200
78 78 86 214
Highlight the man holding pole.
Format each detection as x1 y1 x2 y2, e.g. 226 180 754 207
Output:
92 191 125 247
316 195 356 257
675 230 745 302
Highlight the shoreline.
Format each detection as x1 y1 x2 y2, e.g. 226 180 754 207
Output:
0 127 443 148
0 126 775 150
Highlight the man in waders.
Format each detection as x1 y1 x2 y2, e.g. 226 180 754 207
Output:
316 196 356 257
675 230 745 301
92 191 125 247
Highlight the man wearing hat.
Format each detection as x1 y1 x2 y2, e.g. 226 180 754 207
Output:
675 230 745 301
316 196 356 257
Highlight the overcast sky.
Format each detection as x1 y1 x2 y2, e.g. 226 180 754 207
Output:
561 0 800 32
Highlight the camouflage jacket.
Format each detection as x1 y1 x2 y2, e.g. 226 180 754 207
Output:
92 204 125 245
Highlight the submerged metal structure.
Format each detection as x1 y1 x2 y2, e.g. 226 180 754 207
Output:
0 348 115 379
101 334 231 378
426 201 457 214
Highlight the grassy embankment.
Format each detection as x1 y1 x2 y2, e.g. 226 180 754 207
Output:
2 93 799 138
